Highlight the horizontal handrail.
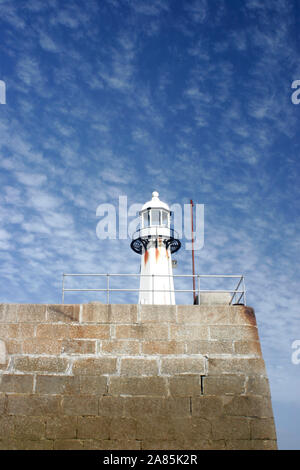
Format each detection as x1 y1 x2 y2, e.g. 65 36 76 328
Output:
63 288 244 293
132 226 180 240
63 273 243 278
61 273 246 306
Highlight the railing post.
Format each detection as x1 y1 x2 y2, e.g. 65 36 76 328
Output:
197 275 200 305
62 274 65 304
243 275 246 306
152 274 154 304
107 274 110 305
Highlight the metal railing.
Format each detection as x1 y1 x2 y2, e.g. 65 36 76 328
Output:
132 226 180 240
61 273 246 306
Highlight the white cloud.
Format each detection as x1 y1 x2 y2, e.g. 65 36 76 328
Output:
39 33 58 52
0 228 11 240
15 172 47 187
184 0 208 23
42 211 74 229
22 220 51 235
17 57 43 87
129 0 169 16
0 3 25 29
26 189 62 211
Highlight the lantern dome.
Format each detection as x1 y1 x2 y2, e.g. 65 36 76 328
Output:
141 191 170 212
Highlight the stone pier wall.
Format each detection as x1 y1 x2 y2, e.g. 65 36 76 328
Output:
0 303 277 450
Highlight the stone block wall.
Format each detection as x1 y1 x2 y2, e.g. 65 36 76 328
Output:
0 303 277 450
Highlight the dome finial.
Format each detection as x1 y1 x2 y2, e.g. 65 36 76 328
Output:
152 191 159 198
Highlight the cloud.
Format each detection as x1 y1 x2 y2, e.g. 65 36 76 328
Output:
184 0 208 23
0 2 25 29
39 33 58 52
129 0 169 16
26 189 62 211
15 172 47 187
17 57 44 87
96 36 137 92
0 228 11 240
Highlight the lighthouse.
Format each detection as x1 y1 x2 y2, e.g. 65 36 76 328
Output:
131 191 181 304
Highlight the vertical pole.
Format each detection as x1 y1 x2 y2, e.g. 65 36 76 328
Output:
243 275 246 306
152 274 154 304
62 274 65 304
190 200 196 304
107 274 109 305
198 275 200 305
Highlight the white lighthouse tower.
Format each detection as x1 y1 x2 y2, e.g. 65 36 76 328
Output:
131 191 181 305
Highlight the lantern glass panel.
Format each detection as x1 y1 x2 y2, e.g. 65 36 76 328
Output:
162 211 168 226
151 209 160 226
143 211 150 227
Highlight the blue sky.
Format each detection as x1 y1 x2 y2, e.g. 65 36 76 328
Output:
0 0 299 449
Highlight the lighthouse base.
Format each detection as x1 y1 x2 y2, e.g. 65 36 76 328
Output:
139 276 176 305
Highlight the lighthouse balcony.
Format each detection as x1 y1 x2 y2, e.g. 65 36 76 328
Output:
135 226 177 239
131 226 181 254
